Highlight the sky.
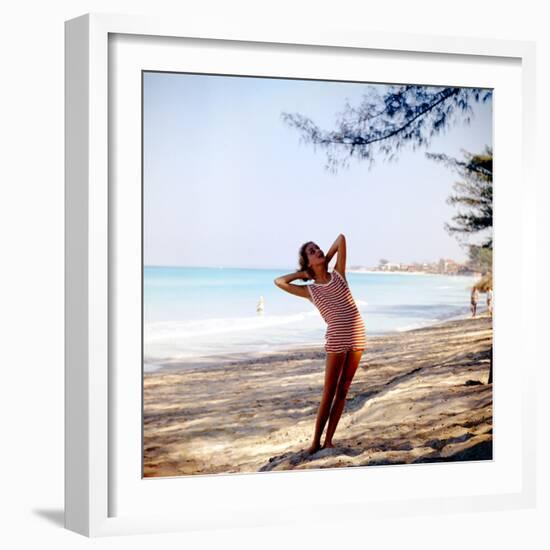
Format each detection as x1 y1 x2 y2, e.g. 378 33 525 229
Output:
143 72 492 270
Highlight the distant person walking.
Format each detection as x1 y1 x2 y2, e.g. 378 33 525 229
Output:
471 287 479 317
487 288 493 316
274 234 367 455
256 295 265 315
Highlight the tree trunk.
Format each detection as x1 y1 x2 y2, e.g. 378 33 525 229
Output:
488 345 493 384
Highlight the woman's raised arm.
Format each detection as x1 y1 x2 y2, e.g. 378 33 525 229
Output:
274 271 311 300
325 234 347 280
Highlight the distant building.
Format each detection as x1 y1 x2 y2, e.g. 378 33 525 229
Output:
380 262 401 271
369 257 471 275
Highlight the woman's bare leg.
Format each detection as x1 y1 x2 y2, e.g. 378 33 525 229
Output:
307 352 346 454
323 350 363 448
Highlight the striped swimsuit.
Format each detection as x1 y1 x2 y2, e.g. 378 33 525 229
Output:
307 270 367 353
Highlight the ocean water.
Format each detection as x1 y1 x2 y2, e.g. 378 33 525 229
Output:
144 266 481 371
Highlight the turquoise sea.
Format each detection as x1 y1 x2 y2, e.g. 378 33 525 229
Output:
144 266 482 371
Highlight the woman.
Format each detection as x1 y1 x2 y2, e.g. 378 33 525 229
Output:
486 287 493 316
273 234 367 454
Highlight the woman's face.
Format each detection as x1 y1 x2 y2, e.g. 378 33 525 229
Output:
305 242 325 269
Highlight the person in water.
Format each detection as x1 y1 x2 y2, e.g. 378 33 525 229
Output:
274 234 367 455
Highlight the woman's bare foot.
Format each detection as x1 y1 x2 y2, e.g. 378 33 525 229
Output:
322 441 335 449
307 442 321 454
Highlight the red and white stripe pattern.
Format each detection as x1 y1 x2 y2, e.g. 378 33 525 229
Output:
307 270 367 353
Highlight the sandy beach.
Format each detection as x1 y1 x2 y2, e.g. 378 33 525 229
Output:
143 313 493 477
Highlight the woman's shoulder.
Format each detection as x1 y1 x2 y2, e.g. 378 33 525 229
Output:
332 268 347 284
310 271 333 286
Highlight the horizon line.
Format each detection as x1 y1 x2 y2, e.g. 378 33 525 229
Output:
143 259 470 270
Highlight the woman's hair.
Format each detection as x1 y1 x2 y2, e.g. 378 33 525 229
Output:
299 241 327 281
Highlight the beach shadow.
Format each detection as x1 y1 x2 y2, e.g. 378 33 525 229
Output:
346 345 492 415
260 445 363 472
413 439 493 463
33 508 64 527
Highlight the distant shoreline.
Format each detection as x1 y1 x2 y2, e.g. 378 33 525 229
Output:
347 269 479 277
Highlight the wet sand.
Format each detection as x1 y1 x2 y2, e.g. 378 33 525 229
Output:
143 313 493 477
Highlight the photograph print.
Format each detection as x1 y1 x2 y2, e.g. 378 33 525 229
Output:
142 72 493 477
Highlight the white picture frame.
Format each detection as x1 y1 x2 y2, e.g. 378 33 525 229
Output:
65 12 537 537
